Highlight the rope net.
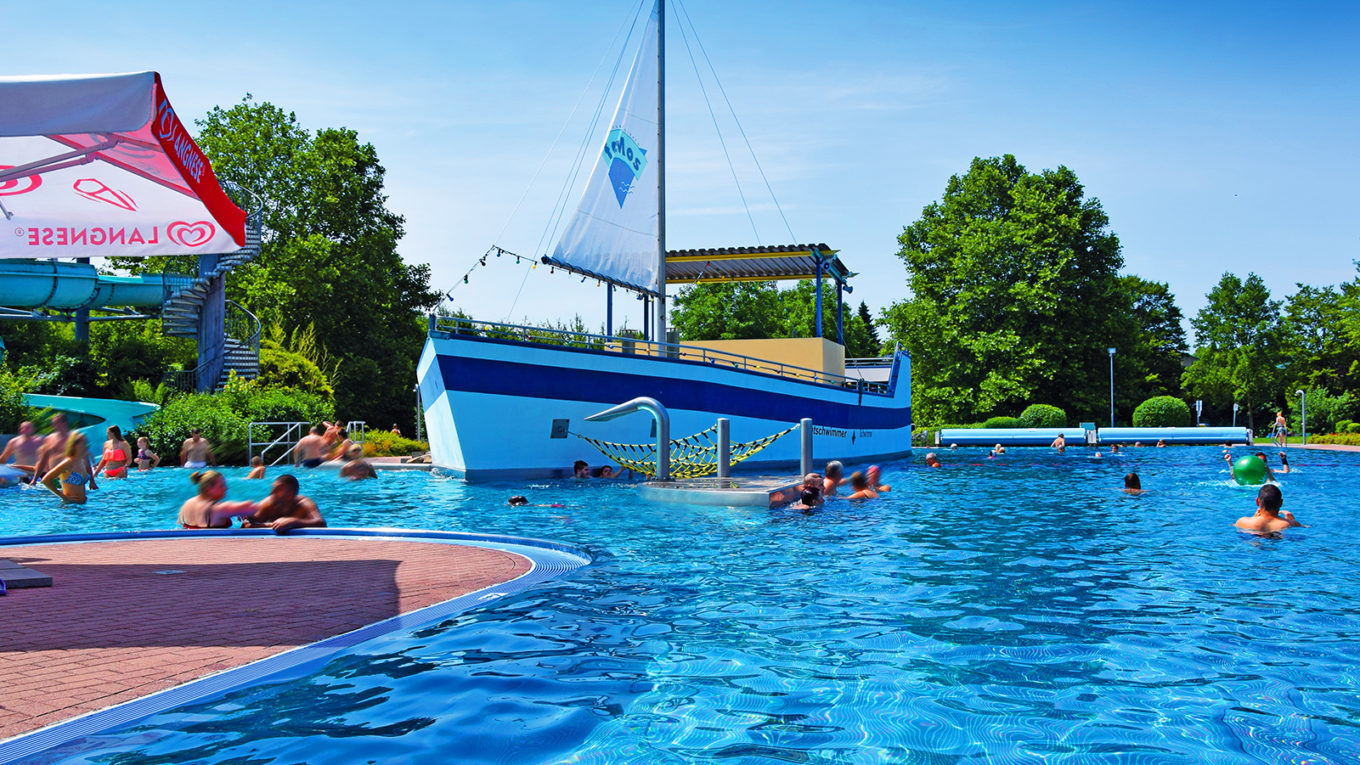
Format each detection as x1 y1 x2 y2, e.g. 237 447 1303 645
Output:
575 422 799 479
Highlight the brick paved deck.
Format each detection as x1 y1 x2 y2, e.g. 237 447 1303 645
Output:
0 537 529 739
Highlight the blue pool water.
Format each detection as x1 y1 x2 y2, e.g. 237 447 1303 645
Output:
2 448 1359 763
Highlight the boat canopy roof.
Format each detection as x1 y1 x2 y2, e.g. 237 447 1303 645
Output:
664 244 850 287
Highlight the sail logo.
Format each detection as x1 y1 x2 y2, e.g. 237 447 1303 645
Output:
602 128 647 207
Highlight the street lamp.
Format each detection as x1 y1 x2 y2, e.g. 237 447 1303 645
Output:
1232 402 1239 427
1107 347 1116 427
413 384 424 443
1296 389 1306 446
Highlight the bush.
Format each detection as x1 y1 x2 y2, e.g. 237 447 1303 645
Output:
133 394 248 464
1019 404 1066 428
1290 389 1359 435
1348 422 1360 435
220 375 334 425
1132 396 1192 428
0 368 41 433
256 347 335 402
1333 419 1353 434
982 416 1023 429
362 429 429 457
1312 433 1360 446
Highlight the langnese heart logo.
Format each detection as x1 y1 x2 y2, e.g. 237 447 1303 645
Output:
167 221 215 248
0 166 43 197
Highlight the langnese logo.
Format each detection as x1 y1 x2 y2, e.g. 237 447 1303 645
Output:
167 221 215 248
602 128 647 207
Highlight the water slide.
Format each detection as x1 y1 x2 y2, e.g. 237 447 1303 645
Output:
21 394 158 442
0 260 176 309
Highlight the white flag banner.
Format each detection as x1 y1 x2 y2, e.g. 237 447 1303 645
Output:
0 72 246 258
549 2 660 294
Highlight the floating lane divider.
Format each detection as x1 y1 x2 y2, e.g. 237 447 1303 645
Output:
0 528 591 763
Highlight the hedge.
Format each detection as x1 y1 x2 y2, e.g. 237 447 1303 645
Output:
1311 433 1360 446
1019 404 1066 428
363 429 429 457
133 394 248 465
982 416 1024 429
1132 396 1192 428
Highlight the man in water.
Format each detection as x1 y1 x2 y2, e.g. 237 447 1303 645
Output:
180 429 215 468
243 474 326 534
1123 472 1144 495
294 426 326 468
1252 452 1278 482
33 413 70 481
0 421 42 481
1235 484 1300 533
1050 433 1066 452
925 452 942 468
340 444 377 480
823 461 845 496
866 465 891 492
246 456 267 480
573 460 590 479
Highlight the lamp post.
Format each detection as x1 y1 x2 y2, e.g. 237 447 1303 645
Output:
1232 402 1239 427
1107 347 1116 427
1296 389 1306 446
413 384 423 443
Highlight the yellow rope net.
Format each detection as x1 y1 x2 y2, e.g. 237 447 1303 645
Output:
574 422 799 479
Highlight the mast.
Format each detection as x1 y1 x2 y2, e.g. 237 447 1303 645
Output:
653 0 667 343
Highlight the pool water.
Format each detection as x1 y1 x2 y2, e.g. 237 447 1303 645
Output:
2 448 1359 763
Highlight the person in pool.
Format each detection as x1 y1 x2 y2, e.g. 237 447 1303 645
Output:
0 421 42 477
1252 451 1279 482
925 452 942 468
33 413 71 483
1278 452 1291 474
845 471 878 500
246 456 267 480
340 444 377 480
40 432 98 504
823 461 846 496
242 474 326 534
1235 484 1301 533
1050 433 1066 452
93 425 133 479
178 470 258 528
180 429 215 468
1156 439 1167 448
866 465 891 492
573 460 590 479
1110 444 1122 455
1122 472 1144 495
135 436 160 471
294 426 326 468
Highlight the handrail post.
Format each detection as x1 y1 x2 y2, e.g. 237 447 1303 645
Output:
800 418 813 476
717 418 731 479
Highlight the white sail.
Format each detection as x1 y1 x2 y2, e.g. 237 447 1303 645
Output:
549 2 660 294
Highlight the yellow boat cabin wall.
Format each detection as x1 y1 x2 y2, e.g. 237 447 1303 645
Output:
683 337 845 381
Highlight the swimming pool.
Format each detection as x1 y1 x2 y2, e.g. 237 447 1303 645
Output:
2 448 1358 763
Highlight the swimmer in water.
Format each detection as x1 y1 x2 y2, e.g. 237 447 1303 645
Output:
993 444 1006 455
1234 484 1300 533
135 437 160 471
823 461 845 496
246 455 267 480
866 465 890 492
925 452 942 468
1252 452 1278 482
1156 439 1167 448
1051 433 1066 453
40 432 98 504
1278 452 1291 474
178 470 258 528
1110 444 1121 455
1122 472 1144 495
845 471 878 500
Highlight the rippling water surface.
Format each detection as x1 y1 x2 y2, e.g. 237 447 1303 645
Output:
3 447 1359 763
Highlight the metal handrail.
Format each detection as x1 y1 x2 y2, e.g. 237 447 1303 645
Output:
845 356 894 368
225 300 261 357
431 316 891 393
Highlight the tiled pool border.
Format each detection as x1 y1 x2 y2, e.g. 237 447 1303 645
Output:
0 528 591 763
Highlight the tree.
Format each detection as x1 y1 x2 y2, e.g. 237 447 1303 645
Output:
1182 272 1283 432
191 97 441 430
884 155 1127 424
1281 284 1357 393
1119 275 1189 404
857 302 881 356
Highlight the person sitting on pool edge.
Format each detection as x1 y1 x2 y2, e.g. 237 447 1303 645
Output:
1235 484 1301 533
845 471 878 500
866 465 891 492
242 474 326 534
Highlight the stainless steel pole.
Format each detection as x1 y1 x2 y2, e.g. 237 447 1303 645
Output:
800 418 813 476
717 418 730 479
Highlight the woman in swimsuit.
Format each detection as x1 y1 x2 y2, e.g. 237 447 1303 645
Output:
177 470 258 529
40 432 98 504
135 437 161 471
94 425 133 479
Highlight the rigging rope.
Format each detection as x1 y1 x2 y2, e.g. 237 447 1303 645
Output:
574 421 799 479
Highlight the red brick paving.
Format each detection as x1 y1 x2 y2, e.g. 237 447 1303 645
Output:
0 537 529 739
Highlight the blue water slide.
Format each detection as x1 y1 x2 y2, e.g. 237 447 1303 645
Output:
21 394 158 442
0 259 176 309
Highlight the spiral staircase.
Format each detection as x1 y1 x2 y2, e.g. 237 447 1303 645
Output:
160 212 264 392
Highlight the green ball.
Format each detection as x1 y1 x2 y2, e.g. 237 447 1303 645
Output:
1233 455 1268 485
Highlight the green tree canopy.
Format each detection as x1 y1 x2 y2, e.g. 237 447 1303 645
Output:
884 154 1128 424
1182 272 1283 431
192 96 441 430
671 280 880 358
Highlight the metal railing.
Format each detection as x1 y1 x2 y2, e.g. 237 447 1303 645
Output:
845 356 895 368
225 300 261 358
249 421 367 466
431 316 892 393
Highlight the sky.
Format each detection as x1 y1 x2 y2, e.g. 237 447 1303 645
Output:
7 0 1358 341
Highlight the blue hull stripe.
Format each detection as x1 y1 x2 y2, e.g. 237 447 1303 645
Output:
434 354 910 430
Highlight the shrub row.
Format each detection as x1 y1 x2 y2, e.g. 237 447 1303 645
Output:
362 429 429 457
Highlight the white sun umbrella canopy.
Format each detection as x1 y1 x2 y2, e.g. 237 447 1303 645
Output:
0 72 246 258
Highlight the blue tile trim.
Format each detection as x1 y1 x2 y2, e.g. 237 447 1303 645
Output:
0 529 590 763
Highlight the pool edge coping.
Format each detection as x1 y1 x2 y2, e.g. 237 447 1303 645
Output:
0 528 592 763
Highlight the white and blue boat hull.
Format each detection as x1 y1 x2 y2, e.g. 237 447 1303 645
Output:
417 333 912 480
